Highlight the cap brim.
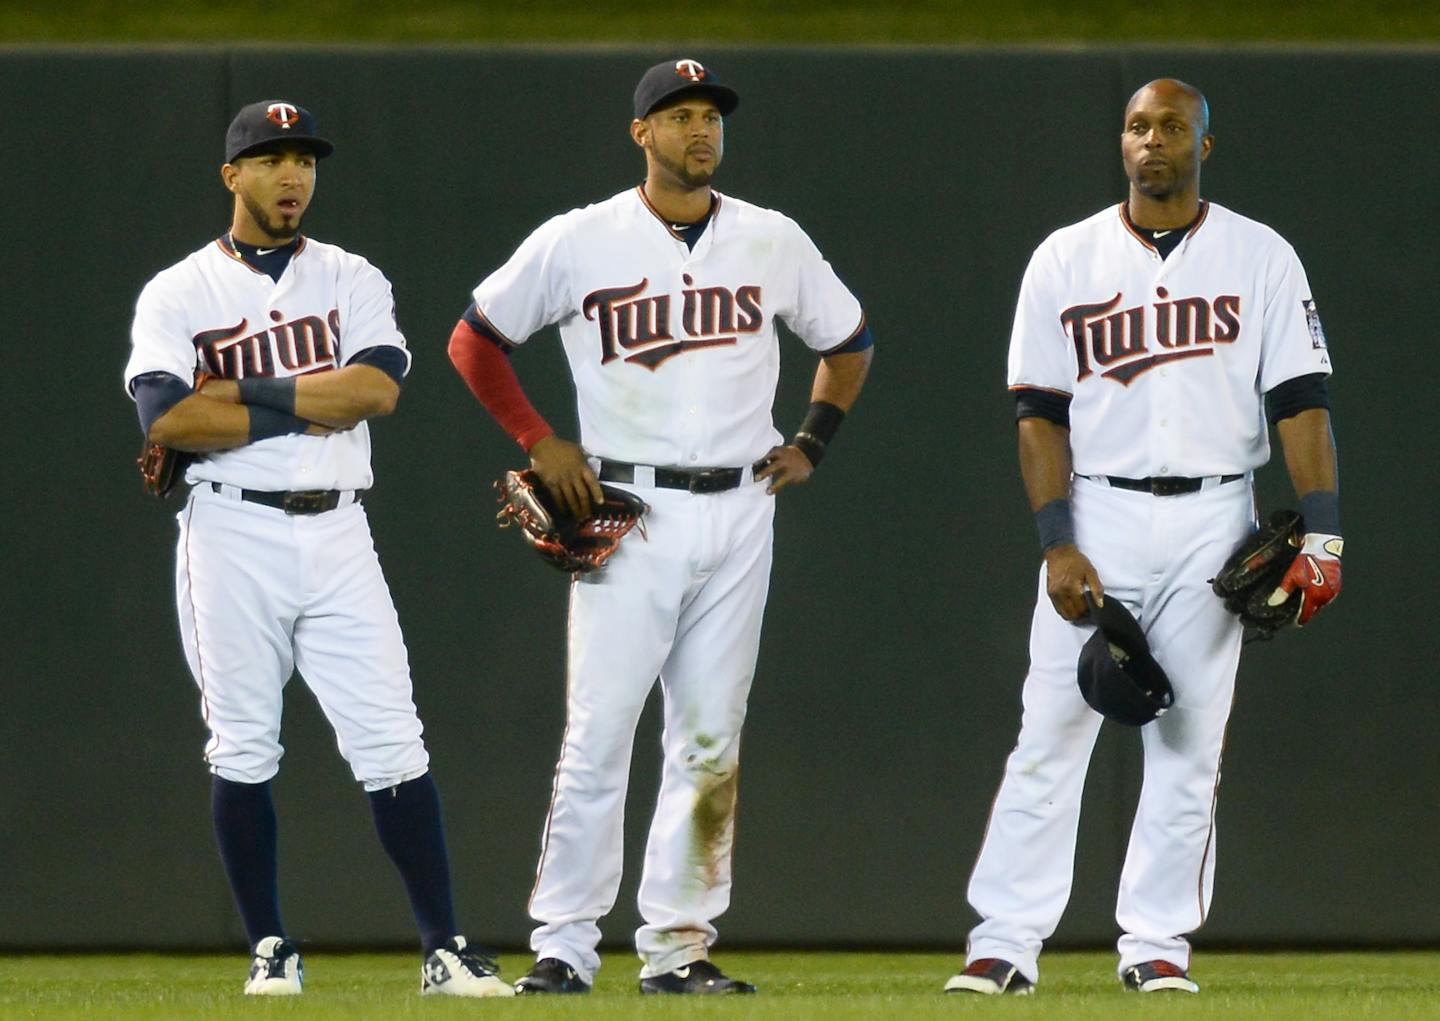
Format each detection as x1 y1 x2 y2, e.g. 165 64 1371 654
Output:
228 135 335 162
640 83 739 119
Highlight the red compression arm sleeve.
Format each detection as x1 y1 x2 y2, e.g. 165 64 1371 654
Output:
447 319 555 451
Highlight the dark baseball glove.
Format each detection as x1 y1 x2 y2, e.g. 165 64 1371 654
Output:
137 441 190 498
136 371 210 498
1210 509 1304 637
495 468 648 574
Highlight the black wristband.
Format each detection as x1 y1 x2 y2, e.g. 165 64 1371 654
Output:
1035 498 1075 552
248 406 309 443
791 400 846 468
792 432 826 467
238 376 297 415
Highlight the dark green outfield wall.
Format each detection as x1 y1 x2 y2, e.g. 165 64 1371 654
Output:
2 46 1435 951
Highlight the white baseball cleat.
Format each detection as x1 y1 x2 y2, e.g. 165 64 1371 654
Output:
421 935 516 997
244 935 303 995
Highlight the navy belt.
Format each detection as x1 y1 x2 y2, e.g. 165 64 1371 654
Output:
209 482 361 515
598 459 760 494
1102 474 1244 497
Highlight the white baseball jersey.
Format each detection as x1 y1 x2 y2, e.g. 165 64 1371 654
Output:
1007 201 1332 478
125 235 411 490
472 186 863 467
967 199 1335 984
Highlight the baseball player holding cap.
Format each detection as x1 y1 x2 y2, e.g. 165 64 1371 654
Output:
124 100 512 998
945 79 1342 997
449 59 874 994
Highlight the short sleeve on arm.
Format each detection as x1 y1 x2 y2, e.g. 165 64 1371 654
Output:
338 259 411 376
471 215 576 346
1007 243 1074 396
778 219 864 352
1257 241 1332 393
125 278 200 395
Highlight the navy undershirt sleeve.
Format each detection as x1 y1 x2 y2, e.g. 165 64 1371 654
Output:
349 345 409 385
1014 387 1072 428
132 371 193 435
1265 372 1330 424
827 323 874 355
461 302 514 350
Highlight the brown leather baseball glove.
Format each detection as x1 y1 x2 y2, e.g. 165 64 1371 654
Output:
495 468 648 573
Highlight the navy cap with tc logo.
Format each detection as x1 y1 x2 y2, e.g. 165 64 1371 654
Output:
633 59 739 119
225 100 335 163
1076 595 1175 726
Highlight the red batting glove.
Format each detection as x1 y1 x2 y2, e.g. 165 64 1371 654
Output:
1267 533 1344 626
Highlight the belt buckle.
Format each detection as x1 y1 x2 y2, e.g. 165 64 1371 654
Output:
687 468 734 494
1149 477 1188 497
281 490 333 515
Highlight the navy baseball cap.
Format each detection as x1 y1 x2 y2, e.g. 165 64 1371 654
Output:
1077 596 1174 726
633 59 739 119
225 100 334 163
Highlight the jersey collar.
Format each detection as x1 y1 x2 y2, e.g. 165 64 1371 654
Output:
634 185 722 242
215 232 308 275
1118 199 1209 253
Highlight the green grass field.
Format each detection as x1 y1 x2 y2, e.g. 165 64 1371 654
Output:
4 0 1440 43
4 950 1440 1020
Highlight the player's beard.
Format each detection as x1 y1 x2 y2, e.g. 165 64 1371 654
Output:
240 190 303 242
654 145 718 190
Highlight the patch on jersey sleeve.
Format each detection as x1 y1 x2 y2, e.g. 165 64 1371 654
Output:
1302 299 1327 349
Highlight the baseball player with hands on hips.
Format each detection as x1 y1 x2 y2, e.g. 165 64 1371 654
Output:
946 79 1342 997
448 59 873 995
124 101 512 998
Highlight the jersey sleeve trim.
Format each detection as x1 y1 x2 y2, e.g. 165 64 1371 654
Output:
469 304 519 350
1008 383 1073 397
819 314 869 355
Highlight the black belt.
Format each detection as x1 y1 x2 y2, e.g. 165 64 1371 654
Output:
1104 474 1244 497
597 459 757 494
209 482 361 515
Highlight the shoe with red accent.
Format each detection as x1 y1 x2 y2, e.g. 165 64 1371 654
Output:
943 957 1034 995
1122 959 1199 993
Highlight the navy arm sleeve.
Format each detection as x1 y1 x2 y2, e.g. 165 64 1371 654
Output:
132 371 193 436
349 345 409 386
1014 387 1071 428
1265 372 1329 424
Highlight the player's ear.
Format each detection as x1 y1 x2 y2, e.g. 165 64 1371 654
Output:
1199 134 1214 162
220 162 240 193
630 117 649 150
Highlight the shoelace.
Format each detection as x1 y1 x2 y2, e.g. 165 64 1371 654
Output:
453 945 501 977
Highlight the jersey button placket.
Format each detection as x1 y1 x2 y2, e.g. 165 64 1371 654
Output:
674 266 706 463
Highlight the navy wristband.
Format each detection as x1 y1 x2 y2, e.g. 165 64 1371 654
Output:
238 376 297 415
248 406 309 443
1299 489 1341 536
1035 498 1075 552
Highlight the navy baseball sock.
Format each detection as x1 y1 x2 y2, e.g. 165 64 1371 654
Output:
368 773 457 955
211 776 285 947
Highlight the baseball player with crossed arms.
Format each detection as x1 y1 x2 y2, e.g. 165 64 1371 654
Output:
946 79 1342 996
124 100 512 998
448 58 873 994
